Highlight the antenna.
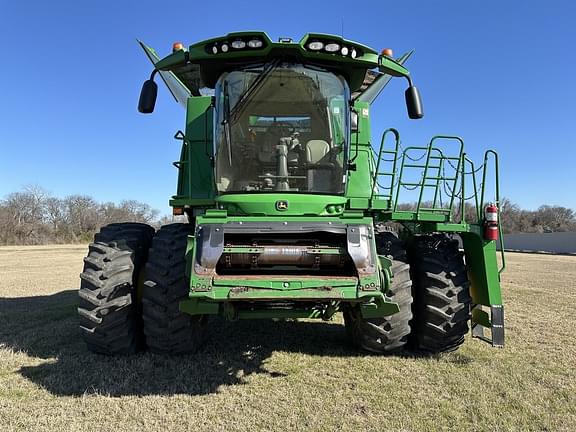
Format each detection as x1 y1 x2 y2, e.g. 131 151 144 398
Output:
341 17 344 38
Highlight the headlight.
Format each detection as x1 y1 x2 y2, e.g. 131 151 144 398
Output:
325 43 340 52
307 41 324 51
350 48 357 59
221 43 229 53
231 40 246 49
211 45 218 54
340 46 349 56
248 39 263 48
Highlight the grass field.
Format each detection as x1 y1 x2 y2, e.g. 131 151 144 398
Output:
0 245 575 431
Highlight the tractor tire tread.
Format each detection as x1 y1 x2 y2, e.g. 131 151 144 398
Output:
345 231 413 354
142 223 207 355
78 222 154 355
408 233 472 353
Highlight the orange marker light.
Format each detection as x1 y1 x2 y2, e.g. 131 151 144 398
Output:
172 42 184 51
172 207 184 216
381 48 394 57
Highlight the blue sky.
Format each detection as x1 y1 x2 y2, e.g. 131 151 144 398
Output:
1 1 575 214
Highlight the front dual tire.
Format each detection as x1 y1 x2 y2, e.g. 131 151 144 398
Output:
408 234 472 353
344 232 472 354
79 223 206 355
344 232 413 353
78 223 154 355
142 223 207 354
79 224 470 356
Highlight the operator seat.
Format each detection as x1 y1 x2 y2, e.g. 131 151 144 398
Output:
305 140 330 164
305 140 331 192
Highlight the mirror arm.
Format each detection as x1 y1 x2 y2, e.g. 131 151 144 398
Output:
138 70 159 114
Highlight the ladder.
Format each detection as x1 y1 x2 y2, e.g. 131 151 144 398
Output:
372 130 465 222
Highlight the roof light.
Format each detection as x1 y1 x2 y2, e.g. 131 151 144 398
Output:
221 43 229 53
381 48 394 57
308 41 324 51
248 39 263 48
325 43 340 53
172 42 184 51
341 46 349 56
231 40 246 49
350 48 357 59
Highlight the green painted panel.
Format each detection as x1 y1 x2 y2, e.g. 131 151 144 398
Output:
173 96 216 203
212 277 356 290
216 193 346 217
460 231 503 306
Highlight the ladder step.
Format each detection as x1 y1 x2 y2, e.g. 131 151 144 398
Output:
425 176 457 181
404 164 441 169
430 155 461 160
418 208 451 212
401 182 440 187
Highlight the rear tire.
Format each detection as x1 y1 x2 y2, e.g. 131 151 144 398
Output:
344 231 413 354
142 223 207 354
78 223 154 355
408 233 472 353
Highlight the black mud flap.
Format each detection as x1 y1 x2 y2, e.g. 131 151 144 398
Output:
471 304 505 348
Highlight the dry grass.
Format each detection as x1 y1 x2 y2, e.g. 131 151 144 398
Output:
0 245 575 432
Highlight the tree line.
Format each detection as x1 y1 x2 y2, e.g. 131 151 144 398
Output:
398 198 576 234
498 198 576 234
0 187 574 245
0 186 168 245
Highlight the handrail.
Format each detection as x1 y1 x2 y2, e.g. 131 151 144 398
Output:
460 152 466 223
394 146 450 215
464 156 481 222
371 129 502 242
372 128 401 200
427 136 465 218
480 150 499 212
415 140 434 216
480 150 505 274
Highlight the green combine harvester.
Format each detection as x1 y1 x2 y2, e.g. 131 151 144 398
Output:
79 32 505 355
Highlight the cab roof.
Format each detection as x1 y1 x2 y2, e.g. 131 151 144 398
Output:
139 32 412 105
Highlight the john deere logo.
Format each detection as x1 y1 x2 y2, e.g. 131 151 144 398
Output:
276 200 289 211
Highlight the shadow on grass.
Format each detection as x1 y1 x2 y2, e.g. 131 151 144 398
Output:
0 290 471 396
0 290 350 396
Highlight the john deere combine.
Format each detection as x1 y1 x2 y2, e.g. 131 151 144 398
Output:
79 32 505 355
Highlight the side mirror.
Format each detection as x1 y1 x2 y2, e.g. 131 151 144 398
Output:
138 79 158 114
405 85 424 119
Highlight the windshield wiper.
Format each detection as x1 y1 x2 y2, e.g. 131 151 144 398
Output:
230 59 280 122
222 81 233 166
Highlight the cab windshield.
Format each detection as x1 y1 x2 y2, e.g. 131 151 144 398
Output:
214 62 349 194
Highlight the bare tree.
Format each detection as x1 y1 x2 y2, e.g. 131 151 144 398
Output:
533 205 576 232
0 186 164 245
64 195 100 239
0 186 50 244
1 186 574 245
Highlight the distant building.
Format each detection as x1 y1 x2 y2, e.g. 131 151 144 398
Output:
498 232 576 254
